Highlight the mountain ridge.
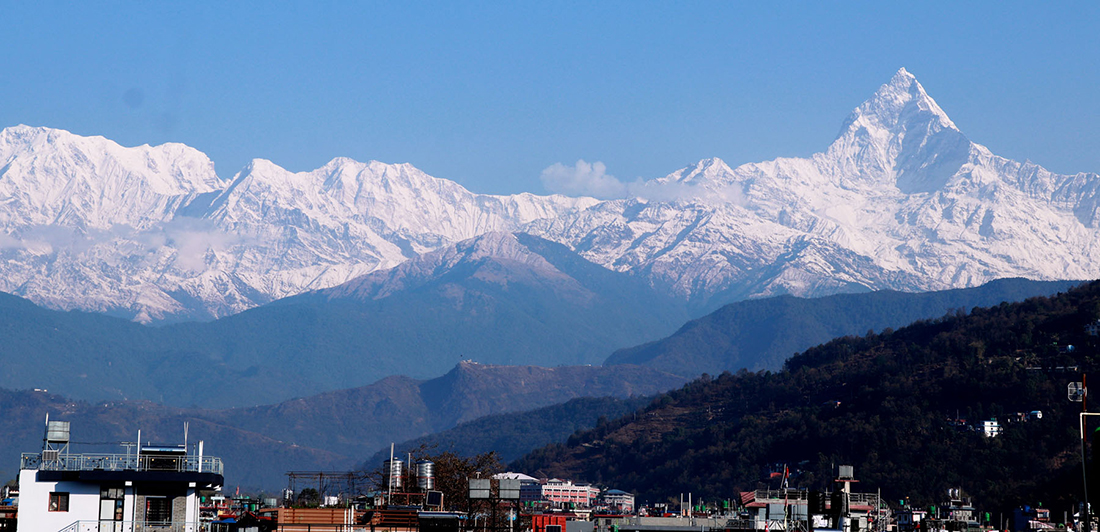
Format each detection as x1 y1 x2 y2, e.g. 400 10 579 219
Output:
0 232 689 407
1 68 1098 321
605 277 1082 376
0 361 686 489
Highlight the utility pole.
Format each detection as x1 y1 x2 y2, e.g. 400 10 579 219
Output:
1071 376 1090 532
1080 411 1100 532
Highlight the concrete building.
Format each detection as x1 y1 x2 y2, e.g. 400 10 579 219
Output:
521 479 602 509
17 420 223 531
600 490 635 513
895 508 928 532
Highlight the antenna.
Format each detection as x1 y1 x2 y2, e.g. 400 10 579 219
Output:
184 421 189 449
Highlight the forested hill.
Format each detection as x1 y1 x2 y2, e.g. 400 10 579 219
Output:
513 281 1100 513
605 278 1082 375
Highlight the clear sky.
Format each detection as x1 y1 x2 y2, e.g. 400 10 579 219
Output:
4 2 1098 195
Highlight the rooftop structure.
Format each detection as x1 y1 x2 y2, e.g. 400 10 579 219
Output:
20 448 223 476
17 419 224 531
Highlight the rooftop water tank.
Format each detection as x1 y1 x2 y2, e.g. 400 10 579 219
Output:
416 460 435 490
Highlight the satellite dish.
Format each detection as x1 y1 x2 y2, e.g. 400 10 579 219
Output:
1069 382 1086 402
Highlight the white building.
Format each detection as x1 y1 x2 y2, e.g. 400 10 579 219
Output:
601 489 635 513
18 420 223 531
982 419 1003 438
520 478 601 508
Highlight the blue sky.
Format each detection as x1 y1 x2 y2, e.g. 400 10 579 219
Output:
4 2 1098 194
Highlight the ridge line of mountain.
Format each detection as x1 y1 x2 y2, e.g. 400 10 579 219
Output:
1 68 1098 321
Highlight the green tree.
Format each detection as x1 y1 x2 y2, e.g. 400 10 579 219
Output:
297 488 321 508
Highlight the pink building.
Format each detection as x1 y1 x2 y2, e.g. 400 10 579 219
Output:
521 478 601 508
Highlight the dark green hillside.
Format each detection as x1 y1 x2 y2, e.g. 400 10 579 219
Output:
369 396 652 465
606 278 1080 376
515 281 1100 513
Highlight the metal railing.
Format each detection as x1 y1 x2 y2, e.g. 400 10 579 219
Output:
22 452 223 475
752 490 809 502
57 521 207 532
749 491 882 507
848 493 883 507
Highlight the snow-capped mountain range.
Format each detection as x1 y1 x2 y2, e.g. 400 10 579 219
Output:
528 68 1100 307
1 68 1097 322
0 127 596 321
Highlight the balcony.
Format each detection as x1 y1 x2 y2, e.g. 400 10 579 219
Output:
20 452 223 476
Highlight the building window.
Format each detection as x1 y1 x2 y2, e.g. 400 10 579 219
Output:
101 487 124 499
147 497 171 523
49 492 69 512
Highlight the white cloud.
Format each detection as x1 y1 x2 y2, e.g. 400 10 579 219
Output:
0 232 24 250
540 160 747 205
0 219 245 273
159 217 245 272
540 160 628 199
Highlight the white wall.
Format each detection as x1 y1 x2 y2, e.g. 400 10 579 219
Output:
185 486 198 524
18 469 102 531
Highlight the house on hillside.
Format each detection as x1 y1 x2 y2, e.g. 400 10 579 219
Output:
17 419 224 531
1013 506 1054 532
981 419 1003 438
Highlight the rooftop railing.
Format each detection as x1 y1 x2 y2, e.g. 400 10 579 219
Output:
751 490 884 508
20 452 223 476
753 489 810 502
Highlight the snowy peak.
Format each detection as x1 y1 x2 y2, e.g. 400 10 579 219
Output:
0 125 222 195
840 68 958 137
660 157 735 185
825 69 972 193
0 125 221 229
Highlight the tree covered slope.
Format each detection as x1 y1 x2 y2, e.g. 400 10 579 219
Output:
516 281 1100 512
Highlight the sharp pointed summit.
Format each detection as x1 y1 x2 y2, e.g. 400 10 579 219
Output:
824 68 972 192
840 68 958 137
